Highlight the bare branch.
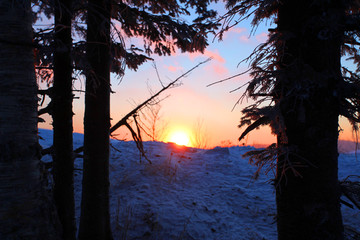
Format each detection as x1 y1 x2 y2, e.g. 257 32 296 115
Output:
74 59 211 156
152 61 165 88
124 121 151 164
110 58 212 134
206 68 251 87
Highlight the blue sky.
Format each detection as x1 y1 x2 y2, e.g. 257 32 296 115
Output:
37 2 356 148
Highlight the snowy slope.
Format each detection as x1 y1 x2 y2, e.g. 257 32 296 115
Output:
39 129 359 240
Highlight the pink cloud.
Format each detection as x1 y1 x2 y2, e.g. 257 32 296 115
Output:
168 66 177 72
211 64 228 75
188 49 225 63
255 32 268 43
185 49 228 76
222 27 247 40
205 49 225 63
203 61 229 77
239 35 250 43
186 51 202 60
229 27 247 34
166 65 183 72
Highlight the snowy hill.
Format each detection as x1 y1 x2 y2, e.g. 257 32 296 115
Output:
39 129 360 240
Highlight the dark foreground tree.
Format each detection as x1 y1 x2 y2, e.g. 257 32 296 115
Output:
52 0 76 239
0 0 59 239
78 0 112 239
217 0 360 239
273 1 344 239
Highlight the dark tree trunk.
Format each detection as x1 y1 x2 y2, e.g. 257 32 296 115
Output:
275 1 344 239
53 0 76 239
78 0 113 239
0 1 60 239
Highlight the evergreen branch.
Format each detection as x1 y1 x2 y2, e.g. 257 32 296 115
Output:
344 13 360 31
238 116 270 141
38 103 53 116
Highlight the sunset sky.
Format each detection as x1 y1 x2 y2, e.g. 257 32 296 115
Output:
38 2 357 148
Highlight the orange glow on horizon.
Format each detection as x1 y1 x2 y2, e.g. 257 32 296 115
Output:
167 130 191 147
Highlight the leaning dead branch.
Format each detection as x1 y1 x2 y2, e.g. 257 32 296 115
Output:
109 58 211 163
73 58 212 162
109 58 212 134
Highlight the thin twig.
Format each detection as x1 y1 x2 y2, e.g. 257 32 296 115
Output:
206 68 251 87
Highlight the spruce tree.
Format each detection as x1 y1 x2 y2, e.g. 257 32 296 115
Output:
219 0 360 239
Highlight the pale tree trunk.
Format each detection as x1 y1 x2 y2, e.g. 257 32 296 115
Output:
0 1 59 239
78 0 113 239
275 1 344 239
53 0 76 239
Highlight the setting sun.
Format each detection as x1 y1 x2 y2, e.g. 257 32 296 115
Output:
168 131 190 146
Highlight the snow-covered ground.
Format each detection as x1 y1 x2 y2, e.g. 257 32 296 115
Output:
39 129 360 240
